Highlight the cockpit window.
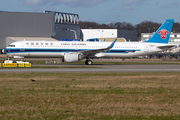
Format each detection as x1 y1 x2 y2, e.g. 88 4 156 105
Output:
8 45 15 47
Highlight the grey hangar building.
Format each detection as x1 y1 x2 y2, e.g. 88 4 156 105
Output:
0 10 80 50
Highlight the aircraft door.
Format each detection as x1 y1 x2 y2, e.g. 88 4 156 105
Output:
20 42 25 51
144 44 149 52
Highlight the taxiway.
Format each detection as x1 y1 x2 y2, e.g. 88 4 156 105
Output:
0 64 180 73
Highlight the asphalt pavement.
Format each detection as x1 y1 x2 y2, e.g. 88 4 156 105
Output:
0 64 180 73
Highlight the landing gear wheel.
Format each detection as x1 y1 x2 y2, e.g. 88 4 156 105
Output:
85 60 93 65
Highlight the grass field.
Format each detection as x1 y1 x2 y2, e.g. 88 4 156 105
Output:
1 59 180 65
0 72 180 119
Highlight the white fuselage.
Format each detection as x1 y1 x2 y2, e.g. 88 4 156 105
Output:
5 41 165 58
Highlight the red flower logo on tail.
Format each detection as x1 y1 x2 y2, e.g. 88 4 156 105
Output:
158 29 169 39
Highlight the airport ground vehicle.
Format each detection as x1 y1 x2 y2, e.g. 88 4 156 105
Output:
4 58 31 64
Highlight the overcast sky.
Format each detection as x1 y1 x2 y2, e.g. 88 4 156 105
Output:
1 0 180 25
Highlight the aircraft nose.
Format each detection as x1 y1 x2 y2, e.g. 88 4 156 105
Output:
1 48 6 54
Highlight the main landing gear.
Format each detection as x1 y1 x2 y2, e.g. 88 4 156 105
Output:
85 59 93 65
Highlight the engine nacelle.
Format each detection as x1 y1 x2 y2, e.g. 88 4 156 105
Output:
62 53 82 62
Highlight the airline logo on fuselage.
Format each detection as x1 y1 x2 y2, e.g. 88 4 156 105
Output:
158 29 169 39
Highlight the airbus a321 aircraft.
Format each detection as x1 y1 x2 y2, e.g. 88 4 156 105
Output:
1 19 176 65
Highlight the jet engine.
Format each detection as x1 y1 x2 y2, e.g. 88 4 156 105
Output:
62 53 83 62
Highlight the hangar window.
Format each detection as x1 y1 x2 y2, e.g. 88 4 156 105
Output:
143 35 149 37
170 35 174 37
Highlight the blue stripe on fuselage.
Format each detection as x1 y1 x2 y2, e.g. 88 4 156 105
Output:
6 48 141 54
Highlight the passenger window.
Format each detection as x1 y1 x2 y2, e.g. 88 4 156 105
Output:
8 45 15 47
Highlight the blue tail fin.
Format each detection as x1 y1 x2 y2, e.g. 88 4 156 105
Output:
145 19 174 44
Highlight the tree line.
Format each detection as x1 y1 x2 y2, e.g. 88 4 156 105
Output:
79 21 180 37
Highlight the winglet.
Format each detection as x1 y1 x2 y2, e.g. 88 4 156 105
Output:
103 39 106 42
109 38 117 48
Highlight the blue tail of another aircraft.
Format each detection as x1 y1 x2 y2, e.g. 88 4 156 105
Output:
145 19 174 44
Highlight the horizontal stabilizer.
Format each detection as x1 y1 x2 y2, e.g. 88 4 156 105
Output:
157 44 177 49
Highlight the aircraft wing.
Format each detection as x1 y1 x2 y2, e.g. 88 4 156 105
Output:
80 38 117 56
157 44 177 49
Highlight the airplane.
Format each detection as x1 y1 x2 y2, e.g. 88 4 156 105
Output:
1 19 176 65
